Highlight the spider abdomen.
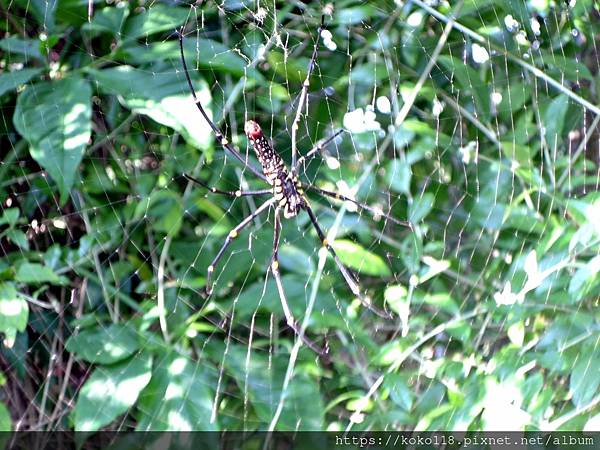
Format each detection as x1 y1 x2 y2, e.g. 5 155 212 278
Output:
245 120 305 218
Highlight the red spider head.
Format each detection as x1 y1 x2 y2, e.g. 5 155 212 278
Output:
244 120 263 140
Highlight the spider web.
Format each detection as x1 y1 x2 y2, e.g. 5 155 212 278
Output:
1 0 599 434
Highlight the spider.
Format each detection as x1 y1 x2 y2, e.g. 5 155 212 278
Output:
178 13 410 353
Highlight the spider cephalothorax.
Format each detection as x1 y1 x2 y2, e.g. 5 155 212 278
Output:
244 120 305 218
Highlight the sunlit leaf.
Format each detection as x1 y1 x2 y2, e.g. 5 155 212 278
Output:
0 283 28 337
136 351 216 431
66 324 141 365
88 66 212 151
73 353 153 432
13 77 92 203
15 262 64 285
331 239 391 277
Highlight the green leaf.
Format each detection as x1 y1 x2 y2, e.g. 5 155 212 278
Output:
136 352 217 431
409 193 435 223
438 55 490 122
15 262 64 285
73 353 153 432
331 239 391 277
135 190 183 236
0 402 11 431
500 141 531 169
544 95 570 150
0 37 45 61
385 159 412 194
81 6 130 37
65 324 141 365
568 255 600 302
121 39 257 79
569 342 600 408
335 5 377 25
87 66 212 150
13 77 92 203
385 373 414 411
5 230 29 250
122 4 188 41
0 68 44 98
0 208 20 227
219 344 324 430
0 282 29 336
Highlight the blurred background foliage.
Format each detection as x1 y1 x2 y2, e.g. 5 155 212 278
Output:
1 0 600 433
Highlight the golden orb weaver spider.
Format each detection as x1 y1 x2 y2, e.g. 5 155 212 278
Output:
178 9 410 354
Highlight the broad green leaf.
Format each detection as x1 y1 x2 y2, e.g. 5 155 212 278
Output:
385 159 412 194
120 39 259 79
331 239 391 277
0 68 44 98
438 55 490 122
384 373 414 412
539 50 594 82
136 352 216 431
501 141 531 169
409 193 434 223
5 230 29 250
268 51 307 85
0 402 11 431
544 95 570 150
568 255 600 302
569 342 600 408
0 37 44 61
231 275 343 329
122 4 188 41
135 190 183 236
0 283 28 336
73 353 153 432
13 77 92 203
65 324 141 365
81 6 129 37
336 5 377 25
219 344 324 430
15 262 64 285
0 208 20 227
87 66 212 150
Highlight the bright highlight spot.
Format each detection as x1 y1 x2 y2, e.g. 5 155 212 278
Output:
432 98 444 117
376 96 391 114
343 107 381 134
472 43 490 64
491 92 503 105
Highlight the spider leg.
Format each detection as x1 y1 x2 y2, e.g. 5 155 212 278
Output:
294 129 345 171
178 31 268 183
204 198 276 296
271 207 327 356
304 184 412 229
304 204 393 319
183 173 271 197
290 15 326 174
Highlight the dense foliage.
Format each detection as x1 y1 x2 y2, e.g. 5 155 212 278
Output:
1 0 599 432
